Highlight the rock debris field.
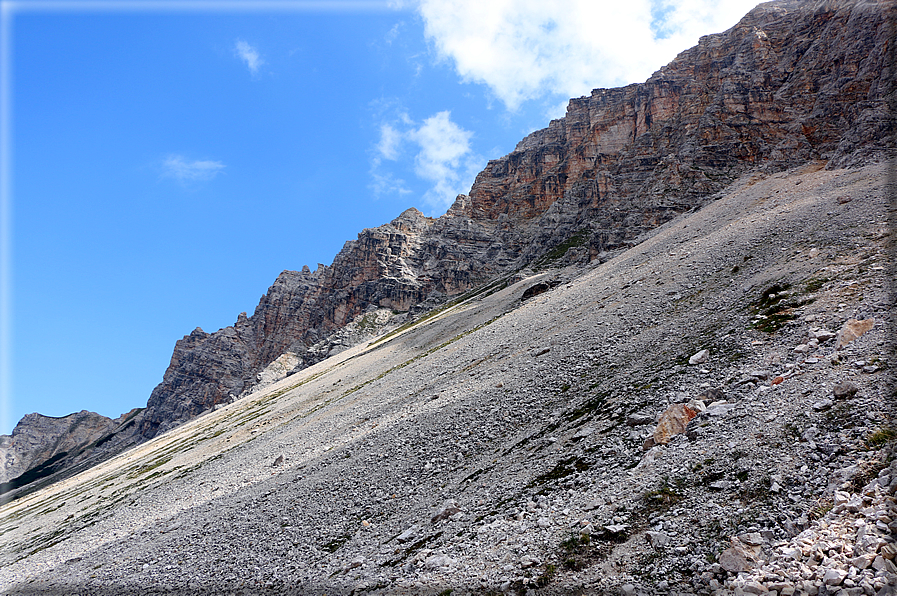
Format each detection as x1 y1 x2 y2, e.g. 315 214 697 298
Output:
1 161 894 595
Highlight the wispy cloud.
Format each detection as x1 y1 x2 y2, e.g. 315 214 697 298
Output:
416 0 759 111
370 110 483 211
234 39 264 75
369 170 412 197
407 111 481 210
162 155 226 182
377 123 402 160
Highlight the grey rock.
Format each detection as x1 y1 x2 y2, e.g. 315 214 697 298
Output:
812 399 834 411
646 531 670 548
833 381 859 399
431 500 462 523
396 524 421 543
626 412 654 426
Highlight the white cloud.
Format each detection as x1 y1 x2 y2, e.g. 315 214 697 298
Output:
370 110 483 211
417 0 760 110
407 111 482 210
385 22 402 44
377 123 402 160
162 155 226 182
234 40 264 75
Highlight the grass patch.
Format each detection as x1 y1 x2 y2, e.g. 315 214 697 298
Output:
749 282 813 333
532 229 590 270
381 531 444 567
866 426 896 449
528 456 591 489
804 276 830 293
321 534 351 553
642 476 685 513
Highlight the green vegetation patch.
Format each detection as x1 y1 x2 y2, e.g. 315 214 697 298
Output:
529 456 591 489
749 282 813 333
321 534 351 553
533 229 590 270
642 476 686 513
866 426 896 449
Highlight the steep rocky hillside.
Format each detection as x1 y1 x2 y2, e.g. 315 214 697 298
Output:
2 0 893 497
0 158 892 596
0 1 894 593
132 0 895 440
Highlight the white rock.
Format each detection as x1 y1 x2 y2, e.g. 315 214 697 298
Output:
689 349 710 365
823 568 846 586
424 553 455 569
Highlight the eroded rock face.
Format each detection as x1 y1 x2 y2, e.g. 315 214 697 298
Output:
11 0 895 483
0 409 142 486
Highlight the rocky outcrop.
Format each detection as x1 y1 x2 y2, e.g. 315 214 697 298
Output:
0 408 143 490
8 0 895 490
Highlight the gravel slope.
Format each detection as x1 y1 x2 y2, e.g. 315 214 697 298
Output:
0 161 893 596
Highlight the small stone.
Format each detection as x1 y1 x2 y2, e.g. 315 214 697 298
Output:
743 580 769 594
813 329 836 342
620 584 637 596
823 568 846 586
812 399 833 411
396 524 420 543
738 532 764 546
424 554 455 569
794 344 810 354
719 542 756 572
626 412 654 426
431 500 462 523
832 381 859 399
646 531 669 548
345 556 365 570
781 547 802 560
850 554 875 569
689 349 710 365
602 524 628 538
573 426 595 439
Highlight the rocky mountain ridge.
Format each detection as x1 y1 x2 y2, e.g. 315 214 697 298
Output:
2 0 894 506
133 0 896 441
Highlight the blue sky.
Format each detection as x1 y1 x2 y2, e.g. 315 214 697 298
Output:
1 0 759 435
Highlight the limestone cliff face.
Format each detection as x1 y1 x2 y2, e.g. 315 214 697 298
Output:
9 0 893 477
465 0 895 263
137 0 895 440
